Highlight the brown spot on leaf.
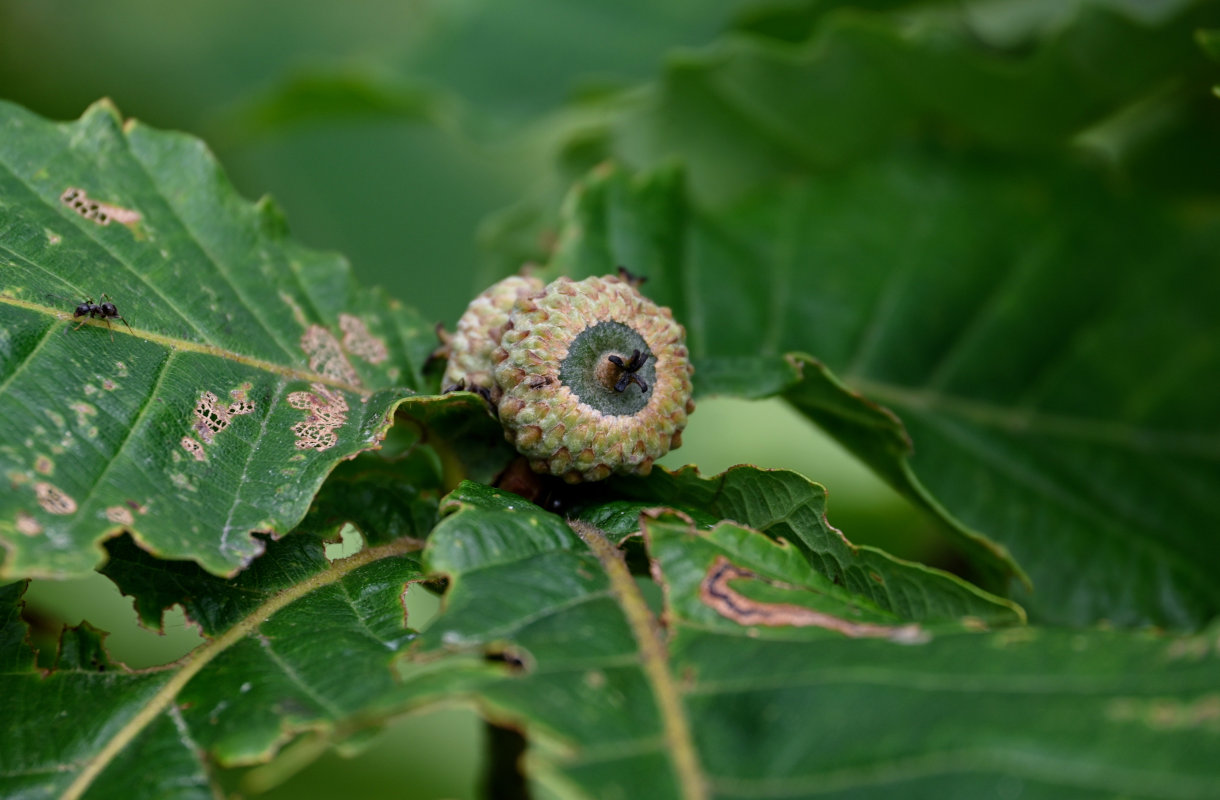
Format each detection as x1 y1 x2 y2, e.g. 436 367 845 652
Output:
302 325 361 386
169 473 196 492
69 402 96 429
287 383 349 451
180 436 207 462
339 314 388 364
34 456 54 476
34 482 77 515
105 506 135 526
699 555 927 643
192 390 256 444
15 511 42 536
60 187 141 227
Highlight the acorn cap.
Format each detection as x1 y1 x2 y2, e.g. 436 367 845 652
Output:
443 274 545 399
493 274 696 482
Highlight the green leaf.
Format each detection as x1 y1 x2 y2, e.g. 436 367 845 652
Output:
0 99 441 579
544 157 1220 628
615 2 1217 199
1199 27 1220 97
219 70 457 142
0 538 425 799
584 464 1023 626
412 486 1220 800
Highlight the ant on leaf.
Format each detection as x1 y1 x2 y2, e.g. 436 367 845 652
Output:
70 293 132 341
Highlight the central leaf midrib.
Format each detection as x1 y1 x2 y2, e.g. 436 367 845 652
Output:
0 157 218 345
0 296 369 395
570 520 708 800
0 145 308 372
124 135 307 364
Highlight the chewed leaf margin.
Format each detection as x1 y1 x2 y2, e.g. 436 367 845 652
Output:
0 533 433 800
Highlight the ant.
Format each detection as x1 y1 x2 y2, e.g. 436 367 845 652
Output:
607 349 649 393
72 294 132 340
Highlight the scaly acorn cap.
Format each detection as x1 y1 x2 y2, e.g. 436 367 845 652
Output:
443 274 546 400
493 273 696 483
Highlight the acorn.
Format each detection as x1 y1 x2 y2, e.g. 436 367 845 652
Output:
442 274 545 402
492 273 695 483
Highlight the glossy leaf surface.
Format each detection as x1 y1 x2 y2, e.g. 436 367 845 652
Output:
8 464 1218 799
0 99 437 578
545 156 1220 628
587 465 1023 626
410 484 1220 799
0 537 424 799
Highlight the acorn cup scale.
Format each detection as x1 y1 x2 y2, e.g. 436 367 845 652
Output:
446 271 695 483
440 274 545 401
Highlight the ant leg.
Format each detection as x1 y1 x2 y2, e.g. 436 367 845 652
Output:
116 316 133 334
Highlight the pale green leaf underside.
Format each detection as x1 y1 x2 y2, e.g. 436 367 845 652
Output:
0 99 437 578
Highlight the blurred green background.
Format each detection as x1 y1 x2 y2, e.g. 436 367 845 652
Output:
1 0 1033 796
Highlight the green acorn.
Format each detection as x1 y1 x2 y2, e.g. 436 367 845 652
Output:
442 274 545 401
493 273 696 483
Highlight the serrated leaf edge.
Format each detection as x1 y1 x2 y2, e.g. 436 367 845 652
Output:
59 536 421 800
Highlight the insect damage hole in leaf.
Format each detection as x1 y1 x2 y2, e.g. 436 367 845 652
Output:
190 386 256 441
288 383 350 451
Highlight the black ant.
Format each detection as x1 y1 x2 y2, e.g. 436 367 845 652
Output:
72 294 132 340
607 349 649 393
